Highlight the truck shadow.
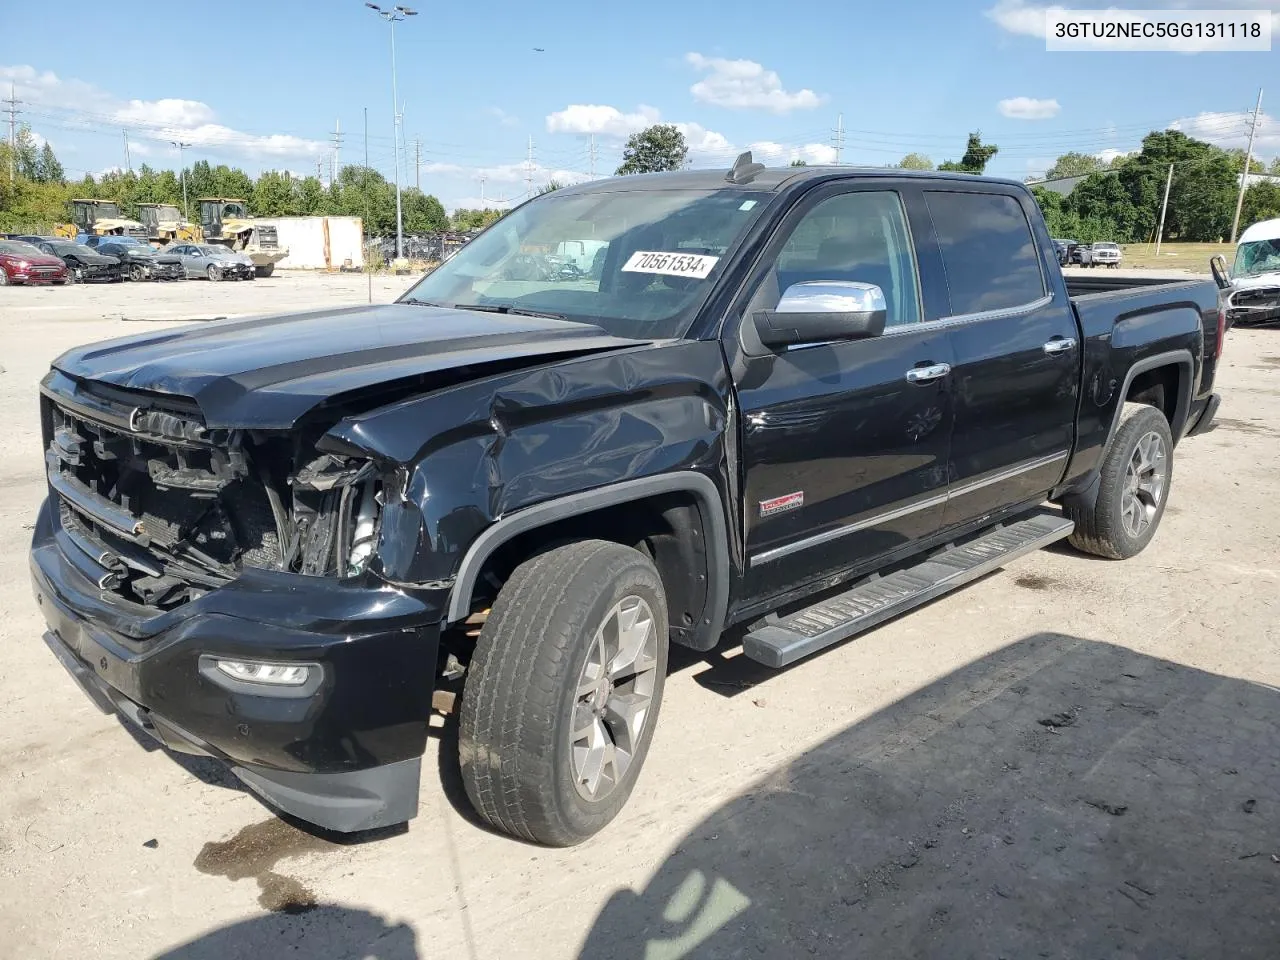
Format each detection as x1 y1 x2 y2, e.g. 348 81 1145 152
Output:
149 905 420 960
578 632 1280 960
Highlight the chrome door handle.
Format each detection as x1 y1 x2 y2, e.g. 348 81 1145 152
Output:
1043 338 1077 355
905 363 951 383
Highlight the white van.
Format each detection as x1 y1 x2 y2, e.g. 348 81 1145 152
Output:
1219 218 1280 326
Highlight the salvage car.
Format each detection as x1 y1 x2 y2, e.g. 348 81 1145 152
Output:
168 243 256 281
0 239 69 285
1214 217 1280 326
94 237 184 281
30 157 1225 845
36 240 124 283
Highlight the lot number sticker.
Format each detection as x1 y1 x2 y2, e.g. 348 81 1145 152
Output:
621 250 719 280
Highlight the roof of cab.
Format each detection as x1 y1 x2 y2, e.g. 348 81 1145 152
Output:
550 165 1030 197
1238 217 1280 244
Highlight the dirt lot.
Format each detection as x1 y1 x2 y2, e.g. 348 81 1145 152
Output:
1 274 1278 960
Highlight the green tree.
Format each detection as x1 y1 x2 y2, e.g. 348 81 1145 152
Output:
1240 180 1280 230
896 153 934 171
450 207 504 231
938 132 998 174
616 124 688 176
401 188 448 233
1045 151 1102 180
298 175 326 215
1270 157 1280 175
35 143 64 183
790 159 808 167
252 170 301 216
1169 149 1236 241
537 179 565 194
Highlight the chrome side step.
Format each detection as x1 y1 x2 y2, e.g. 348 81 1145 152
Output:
742 512 1075 668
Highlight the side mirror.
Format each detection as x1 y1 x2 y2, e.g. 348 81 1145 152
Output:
1210 254 1233 291
754 281 887 348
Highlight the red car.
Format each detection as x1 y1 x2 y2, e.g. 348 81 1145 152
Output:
0 239 70 285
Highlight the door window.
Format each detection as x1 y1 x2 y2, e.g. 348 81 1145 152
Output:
770 191 922 328
924 191 1045 315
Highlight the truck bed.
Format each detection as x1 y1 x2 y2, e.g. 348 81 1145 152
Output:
1064 272 1206 297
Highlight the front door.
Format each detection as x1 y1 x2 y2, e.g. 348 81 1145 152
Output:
731 184 955 603
920 188 1079 528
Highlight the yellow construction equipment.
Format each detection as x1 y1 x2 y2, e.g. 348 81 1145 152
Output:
55 199 149 240
197 198 289 277
137 203 197 245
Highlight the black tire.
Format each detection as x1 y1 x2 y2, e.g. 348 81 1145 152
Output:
255 263 275 278
1065 402 1173 560
129 264 146 282
459 539 669 846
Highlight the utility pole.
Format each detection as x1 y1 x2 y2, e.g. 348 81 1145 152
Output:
5 83 22 184
364 106 372 302
832 112 844 165
1154 162 1174 257
123 129 132 173
171 141 192 218
365 3 417 260
589 133 596 178
1230 87 1264 243
330 119 343 186
525 135 535 196
414 137 421 191
479 175 486 205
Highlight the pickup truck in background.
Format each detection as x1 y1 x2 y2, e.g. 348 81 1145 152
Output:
30 156 1225 846
1089 241 1123 268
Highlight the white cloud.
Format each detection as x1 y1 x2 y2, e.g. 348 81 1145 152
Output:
685 53 823 113
1171 110 1280 156
0 64 328 163
1095 148 1131 164
998 96 1061 120
486 107 520 128
546 104 660 137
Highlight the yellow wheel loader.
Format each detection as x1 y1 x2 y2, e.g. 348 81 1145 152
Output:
55 199 149 241
197 198 289 277
137 203 197 246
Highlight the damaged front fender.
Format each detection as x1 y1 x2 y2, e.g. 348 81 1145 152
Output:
320 340 735 600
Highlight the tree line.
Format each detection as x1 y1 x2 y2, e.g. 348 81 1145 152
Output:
0 127 505 235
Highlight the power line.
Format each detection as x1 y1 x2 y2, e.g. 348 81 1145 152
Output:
5 83 23 184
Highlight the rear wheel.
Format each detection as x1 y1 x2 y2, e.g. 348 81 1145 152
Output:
0 270 8 286
459 540 669 846
255 263 275 278
1066 402 1173 560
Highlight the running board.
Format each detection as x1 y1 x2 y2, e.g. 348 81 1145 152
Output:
742 512 1075 668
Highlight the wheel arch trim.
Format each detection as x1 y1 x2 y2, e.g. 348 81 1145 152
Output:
445 471 730 648
1106 349 1194 446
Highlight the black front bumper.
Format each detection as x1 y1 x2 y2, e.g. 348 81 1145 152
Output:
30 497 445 832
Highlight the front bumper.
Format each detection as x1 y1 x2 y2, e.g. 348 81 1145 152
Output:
30 496 444 831
9 268 66 283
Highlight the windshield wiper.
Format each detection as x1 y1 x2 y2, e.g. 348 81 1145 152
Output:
452 303 567 320
401 297 449 307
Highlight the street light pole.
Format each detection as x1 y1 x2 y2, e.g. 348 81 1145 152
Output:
365 3 416 260
170 140 192 219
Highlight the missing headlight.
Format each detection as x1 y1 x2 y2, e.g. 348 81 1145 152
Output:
293 454 381 577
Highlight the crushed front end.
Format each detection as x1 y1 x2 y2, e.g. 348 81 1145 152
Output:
29 370 444 832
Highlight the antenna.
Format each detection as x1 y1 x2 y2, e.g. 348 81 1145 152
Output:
725 151 765 184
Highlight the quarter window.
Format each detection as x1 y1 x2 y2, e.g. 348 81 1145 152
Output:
770 191 921 327
924 191 1045 315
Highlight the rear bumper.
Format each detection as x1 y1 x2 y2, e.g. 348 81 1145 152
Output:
30 496 444 831
1185 393 1221 438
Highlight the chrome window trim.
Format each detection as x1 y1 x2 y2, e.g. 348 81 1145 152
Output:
750 450 1069 566
880 293 1055 338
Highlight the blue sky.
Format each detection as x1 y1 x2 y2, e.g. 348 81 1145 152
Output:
3 0 1277 211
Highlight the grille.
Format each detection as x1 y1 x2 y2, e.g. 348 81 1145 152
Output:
255 225 279 249
44 388 275 608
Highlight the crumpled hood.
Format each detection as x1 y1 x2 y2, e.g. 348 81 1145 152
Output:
1232 270 1280 293
53 303 645 429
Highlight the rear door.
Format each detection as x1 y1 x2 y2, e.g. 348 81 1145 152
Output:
729 181 956 603
921 187 1079 529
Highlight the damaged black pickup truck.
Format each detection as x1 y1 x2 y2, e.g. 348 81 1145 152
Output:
31 155 1225 845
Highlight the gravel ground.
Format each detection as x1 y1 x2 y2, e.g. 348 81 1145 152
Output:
0 274 1277 960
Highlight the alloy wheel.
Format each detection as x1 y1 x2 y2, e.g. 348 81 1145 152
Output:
1121 430 1167 538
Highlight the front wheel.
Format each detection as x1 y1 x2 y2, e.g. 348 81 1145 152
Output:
129 264 146 282
459 540 669 846
207 265 221 282
255 263 275 278
1066 402 1173 559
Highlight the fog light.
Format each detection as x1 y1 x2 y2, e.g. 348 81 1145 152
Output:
213 659 313 686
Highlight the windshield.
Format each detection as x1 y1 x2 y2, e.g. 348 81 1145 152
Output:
158 206 182 220
400 188 772 339
1094 243 1118 250
0 240 43 256
95 203 121 218
222 203 248 218
49 243 85 256
1234 238 1280 277
200 246 228 256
